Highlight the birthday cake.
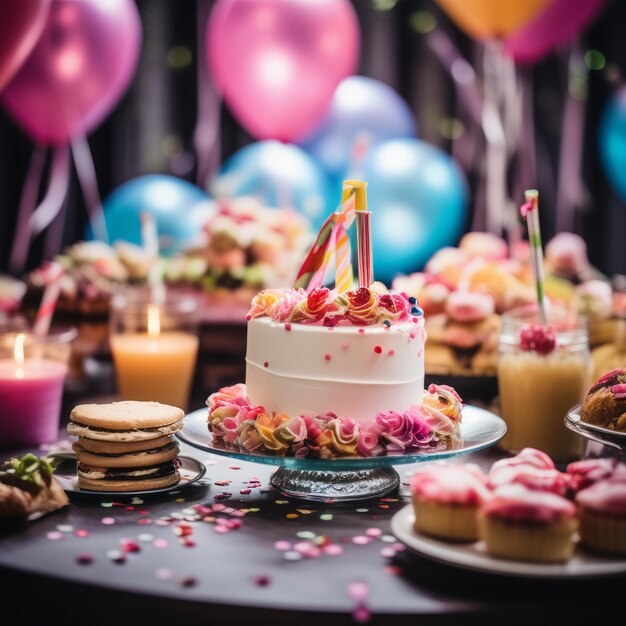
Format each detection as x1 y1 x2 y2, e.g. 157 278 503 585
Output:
206 181 463 459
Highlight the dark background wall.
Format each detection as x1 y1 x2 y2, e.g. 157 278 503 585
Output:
1 0 625 277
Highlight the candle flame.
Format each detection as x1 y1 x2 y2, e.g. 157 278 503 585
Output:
147 304 160 337
14 333 25 379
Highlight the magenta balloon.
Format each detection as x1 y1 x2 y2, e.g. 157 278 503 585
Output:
504 0 607 64
0 0 51 91
207 0 360 141
1 0 141 145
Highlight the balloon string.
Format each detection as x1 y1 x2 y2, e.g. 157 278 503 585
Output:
43 194 68 261
194 0 221 190
29 146 70 239
482 43 507 235
425 29 483 124
71 135 108 243
9 145 46 275
555 44 587 233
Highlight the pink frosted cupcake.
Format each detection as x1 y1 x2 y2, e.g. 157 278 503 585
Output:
411 464 491 542
488 448 569 496
566 458 618 493
478 484 578 563
576 479 626 556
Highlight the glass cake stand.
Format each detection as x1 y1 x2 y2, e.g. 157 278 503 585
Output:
564 405 626 455
178 405 507 502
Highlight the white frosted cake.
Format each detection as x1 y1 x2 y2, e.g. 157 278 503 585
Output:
246 317 425 424
206 284 463 458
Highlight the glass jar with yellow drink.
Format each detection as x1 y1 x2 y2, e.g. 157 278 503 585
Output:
497 305 590 462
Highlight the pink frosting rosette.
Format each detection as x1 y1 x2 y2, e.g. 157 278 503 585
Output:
288 287 341 325
268 288 306 322
378 291 412 323
376 406 434 451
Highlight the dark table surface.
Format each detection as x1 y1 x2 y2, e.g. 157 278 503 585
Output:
1 363 624 626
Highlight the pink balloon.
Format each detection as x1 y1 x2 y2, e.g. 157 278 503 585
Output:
504 0 607 64
1 0 141 145
207 0 360 142
0 0 51 91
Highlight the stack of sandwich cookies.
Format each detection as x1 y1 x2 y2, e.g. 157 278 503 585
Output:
68 401 184 492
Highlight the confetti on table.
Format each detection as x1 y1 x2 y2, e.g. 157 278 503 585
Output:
120 539 140 553
138 533 154 542
75 553 93 565
365 528 382 538
355 508 369 513
100 502 114 508
286 513 299 520
106 550 126 564
274 540 292 551
283 551 303 561
352 536 370 545
178 576 198 588
73 529 90 538
101 517 116 525
137 517 153 525
57 524 73 533
153 539 170 549
254 575 272 587
320 513 333 521
46 531 63 541
155 568 173 580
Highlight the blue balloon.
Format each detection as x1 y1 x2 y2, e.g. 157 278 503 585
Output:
91 175 213 255
599 87 626 204
298 76 416 179
361 139 469 285
216 140 333 232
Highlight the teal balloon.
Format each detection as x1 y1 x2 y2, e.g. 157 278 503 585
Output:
217 140 333 231
599 87 626 203
361 139 468 285
91 175 213 255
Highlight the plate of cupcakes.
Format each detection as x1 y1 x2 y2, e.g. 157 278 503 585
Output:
391 447 626 578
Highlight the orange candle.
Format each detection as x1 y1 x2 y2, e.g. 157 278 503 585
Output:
111 303 199 410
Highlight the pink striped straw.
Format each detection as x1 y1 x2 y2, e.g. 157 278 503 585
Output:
33 262 65 336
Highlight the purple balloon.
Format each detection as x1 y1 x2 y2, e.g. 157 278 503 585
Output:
504 0 607 65
207 0 360 142
1 0 141 145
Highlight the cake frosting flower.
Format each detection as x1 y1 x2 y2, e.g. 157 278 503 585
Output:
345 287 382 326
256 413 306 454
245 285 420 328
376 407 434 451
206 383 458 459
288 287 342 324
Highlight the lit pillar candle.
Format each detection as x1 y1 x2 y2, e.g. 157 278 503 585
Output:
0 333 69 447
111 304 199 410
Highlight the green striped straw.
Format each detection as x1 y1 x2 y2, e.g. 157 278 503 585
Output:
521 189 547 326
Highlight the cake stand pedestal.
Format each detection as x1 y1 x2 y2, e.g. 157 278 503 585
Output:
178 405 507 502
269 466 400 502
564 405 626 459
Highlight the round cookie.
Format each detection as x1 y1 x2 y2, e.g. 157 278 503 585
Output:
73 441 180 469
70 401 184 429
77 471 181 492
74 435 173 454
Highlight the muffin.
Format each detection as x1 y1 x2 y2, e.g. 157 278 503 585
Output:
478 483 578 563
580 368 626 432
576 479 626 556
411 464 491 542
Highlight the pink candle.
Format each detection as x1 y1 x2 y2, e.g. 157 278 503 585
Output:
0 359 68 447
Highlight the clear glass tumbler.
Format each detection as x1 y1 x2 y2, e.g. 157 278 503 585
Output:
0 326 76 447
110 289 199 410
497 305 590 462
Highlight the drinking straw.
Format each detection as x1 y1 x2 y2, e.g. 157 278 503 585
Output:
141 212 165 305
520 189 547 326
32 262 64 336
